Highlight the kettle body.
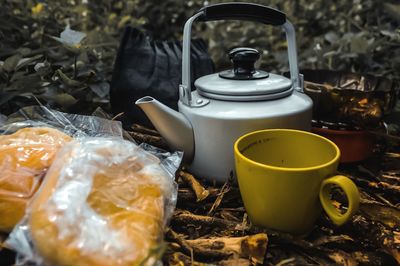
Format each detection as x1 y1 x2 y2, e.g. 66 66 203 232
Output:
179 90 312 181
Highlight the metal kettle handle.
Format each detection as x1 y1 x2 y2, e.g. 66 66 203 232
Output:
180 2 303 106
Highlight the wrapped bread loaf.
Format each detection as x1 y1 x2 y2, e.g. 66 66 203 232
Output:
25 138 176 266
0 127 72 232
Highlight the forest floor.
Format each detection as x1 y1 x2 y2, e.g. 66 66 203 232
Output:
1 1 400 265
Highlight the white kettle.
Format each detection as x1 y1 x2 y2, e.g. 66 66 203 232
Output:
136 2 313 182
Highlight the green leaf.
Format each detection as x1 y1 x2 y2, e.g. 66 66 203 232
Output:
56 69 82 87
350 34 369 54
380 30 400 42
9 73 42 92
15 54 43 71
54 93 78 108
17 47 32 56
3 54 22 72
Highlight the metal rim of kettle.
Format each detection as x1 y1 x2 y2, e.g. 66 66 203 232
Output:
179 2 305 107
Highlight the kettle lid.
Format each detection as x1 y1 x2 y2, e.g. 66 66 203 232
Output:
195 47 293 101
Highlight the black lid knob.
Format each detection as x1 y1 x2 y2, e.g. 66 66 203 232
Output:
219 47 269 80
229 47 259 75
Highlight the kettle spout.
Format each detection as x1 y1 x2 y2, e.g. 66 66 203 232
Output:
135 96 194 162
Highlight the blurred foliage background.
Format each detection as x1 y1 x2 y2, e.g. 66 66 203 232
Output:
0 0 399 115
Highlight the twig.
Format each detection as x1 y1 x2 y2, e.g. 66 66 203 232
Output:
340 13 368 32
185 233 268 265
179 171 210 202
164 251 204 266
172 210 238 229
357 165 381 181
111 112 124 121
368 181 400 195
127 131 168 149
131 124 160 136
177 187 219 202
275 258 296 266
165 229 193 258
381 174 400 182
374 194 397 208
384 152 400 158
208 181 230 216
166 229 234 260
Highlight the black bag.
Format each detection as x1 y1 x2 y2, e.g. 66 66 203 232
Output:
110 27 215 128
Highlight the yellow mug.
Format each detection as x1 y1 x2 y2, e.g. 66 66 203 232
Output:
234 129 360 234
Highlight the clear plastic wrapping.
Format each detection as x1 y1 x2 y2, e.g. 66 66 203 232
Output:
0 106 125 233
1 106 124 138
6 137 180 266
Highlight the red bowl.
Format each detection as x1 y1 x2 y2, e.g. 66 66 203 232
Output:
312 127 375 163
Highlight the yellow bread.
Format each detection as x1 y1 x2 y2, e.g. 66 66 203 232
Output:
29 138 173 266
0 127 72 232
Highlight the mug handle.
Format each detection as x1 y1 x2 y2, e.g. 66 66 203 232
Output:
319 175 360 226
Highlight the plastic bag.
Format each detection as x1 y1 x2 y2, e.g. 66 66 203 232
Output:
1 105 124 138
6 137 181 266
0 106 125 232
110 27 215 128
